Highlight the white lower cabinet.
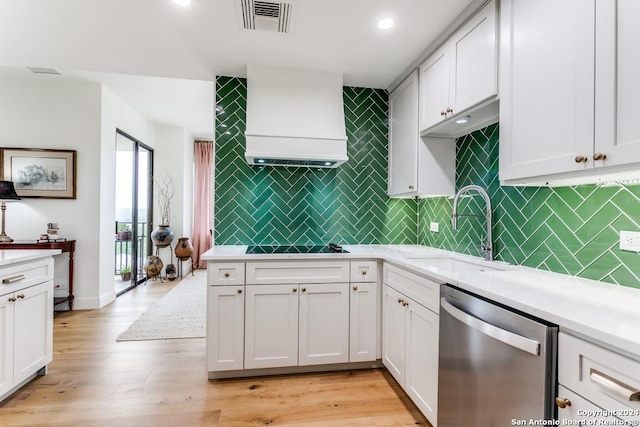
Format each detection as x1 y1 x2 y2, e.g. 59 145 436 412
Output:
349 281 378 363
206 285 245 372
557 332 640 424
1 269 54 400
245 284 299 369
299 283 349 366
245 283 350 369
382 284 439 426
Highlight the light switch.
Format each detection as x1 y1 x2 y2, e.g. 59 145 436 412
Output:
620 230 640 252
430 222 439 232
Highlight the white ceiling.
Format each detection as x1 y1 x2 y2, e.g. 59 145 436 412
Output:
0 0 476 139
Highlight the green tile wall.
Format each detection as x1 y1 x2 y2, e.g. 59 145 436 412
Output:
214 76 417 245
418 123 640 288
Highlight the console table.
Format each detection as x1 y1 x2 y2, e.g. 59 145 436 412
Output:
0 240 75 311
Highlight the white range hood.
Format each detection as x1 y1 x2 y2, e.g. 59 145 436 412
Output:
244 65 348 168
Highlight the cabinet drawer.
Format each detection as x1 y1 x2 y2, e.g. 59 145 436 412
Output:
557 385 621 423
0 258 53 296
350 261 378 283
383 263 440 314
207 263 245 286
559 332 640 420
246 261 349 285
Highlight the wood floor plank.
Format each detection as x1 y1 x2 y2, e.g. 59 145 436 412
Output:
0 274 430 426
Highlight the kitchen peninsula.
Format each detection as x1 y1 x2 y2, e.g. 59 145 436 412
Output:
0 249 58 402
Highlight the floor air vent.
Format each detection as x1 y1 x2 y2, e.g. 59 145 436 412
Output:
239 0 295 33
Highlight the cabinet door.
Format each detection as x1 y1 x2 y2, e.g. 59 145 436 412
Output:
500 0 595 182
557 385 620 423
405 301 439 426
0 293 15 397
595 0 640 167
382 285 406 386
299 283 349 366
207 285 244 372
349 282 377 363
451 0 497 114
245 284 298 369
419 47 450 132
13 281 53 385
388 71 419 196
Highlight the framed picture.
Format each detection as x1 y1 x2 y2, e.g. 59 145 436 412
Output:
1 148 77 199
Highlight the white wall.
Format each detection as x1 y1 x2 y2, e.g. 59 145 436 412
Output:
154 125 195 272
0 75 102 308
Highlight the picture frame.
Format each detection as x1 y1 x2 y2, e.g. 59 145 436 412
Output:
0 148 77 199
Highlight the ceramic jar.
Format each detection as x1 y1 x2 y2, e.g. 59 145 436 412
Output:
174 237 194 261
143 255 163 278
150 225 174 248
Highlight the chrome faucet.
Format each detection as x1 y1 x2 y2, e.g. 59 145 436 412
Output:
451 185 493 261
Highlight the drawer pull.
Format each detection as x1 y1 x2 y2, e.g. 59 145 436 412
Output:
17 294 25 299
353 286 358 291
224 272 230 278
590 369 640 401
8 297 17 302
3 274 26 284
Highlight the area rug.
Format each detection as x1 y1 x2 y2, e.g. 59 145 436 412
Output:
116 271 206 341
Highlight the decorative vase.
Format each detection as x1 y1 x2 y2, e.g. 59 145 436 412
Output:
143 255 163 278
165 263 177 281
150 225 174 248
174 237 194 261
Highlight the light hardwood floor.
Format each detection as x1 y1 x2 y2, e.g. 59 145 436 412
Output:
0 276 430 426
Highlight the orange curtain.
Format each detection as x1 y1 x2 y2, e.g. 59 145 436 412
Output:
192 141 213 268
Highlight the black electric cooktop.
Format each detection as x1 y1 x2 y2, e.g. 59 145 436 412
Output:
246 244 348 254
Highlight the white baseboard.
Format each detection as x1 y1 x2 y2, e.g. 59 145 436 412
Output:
72 290 116 310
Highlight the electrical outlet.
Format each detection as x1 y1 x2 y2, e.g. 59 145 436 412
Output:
620 230 640 252
430 222 439 232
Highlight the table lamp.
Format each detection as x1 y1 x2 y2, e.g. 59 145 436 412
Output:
0 181 21 243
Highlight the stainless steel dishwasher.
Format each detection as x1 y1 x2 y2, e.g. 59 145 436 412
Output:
438 284 558 426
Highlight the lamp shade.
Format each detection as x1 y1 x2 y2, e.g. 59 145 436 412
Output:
0 181 20 200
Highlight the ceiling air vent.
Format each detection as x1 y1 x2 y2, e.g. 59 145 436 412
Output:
238 0 295 33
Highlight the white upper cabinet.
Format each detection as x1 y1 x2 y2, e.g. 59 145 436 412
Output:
389 71 420 196
500 0 640 186
419 0 498 136
388 72 455 198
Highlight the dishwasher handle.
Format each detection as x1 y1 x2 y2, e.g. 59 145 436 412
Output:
441 298 540 356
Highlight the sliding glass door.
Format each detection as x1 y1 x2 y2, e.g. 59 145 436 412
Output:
115 130 153 296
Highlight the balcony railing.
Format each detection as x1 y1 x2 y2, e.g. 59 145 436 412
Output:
115 221 149 277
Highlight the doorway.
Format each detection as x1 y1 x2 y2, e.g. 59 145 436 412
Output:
114 130 153 296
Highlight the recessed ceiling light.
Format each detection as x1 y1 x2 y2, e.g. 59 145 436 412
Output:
377 18 394 30
455 115 471 124
173 0 191 7
257 159 265 164
324 162 333 166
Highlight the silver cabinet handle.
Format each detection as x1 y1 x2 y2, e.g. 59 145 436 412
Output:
3 274 26 284
441 298 540 356
590 369 640 401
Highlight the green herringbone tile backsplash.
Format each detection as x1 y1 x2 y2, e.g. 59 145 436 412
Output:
214 76 417 245
418 123 640 288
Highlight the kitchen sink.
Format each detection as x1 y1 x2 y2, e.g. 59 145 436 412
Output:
406 256 508 273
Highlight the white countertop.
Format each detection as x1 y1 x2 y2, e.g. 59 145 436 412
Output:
201 244 640 358
0 249 61 266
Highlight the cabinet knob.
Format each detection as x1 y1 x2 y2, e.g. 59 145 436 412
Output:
293 288 297 293
593 152 607 161
361 270 367 276
440 111 446 116
574 155 588 163
402 301 409 307
17 294 25 299
8 297 17 302
301 287 307 293
408 185 415 190
353 286 358 291
555 397 571 409
446 107 453 113
397 298 404 304
224 272 230 278
237 289 242 294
